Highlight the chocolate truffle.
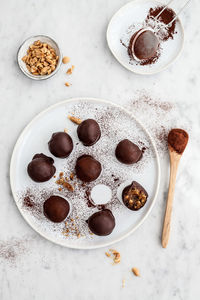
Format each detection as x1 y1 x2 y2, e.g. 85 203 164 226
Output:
122 181 148 211
87 209 115 236
115 139 142 164
48 132 73 158
43 195 70 223
77 119 101 146
27 153 56 182
129 29 159 60
75 155 101 182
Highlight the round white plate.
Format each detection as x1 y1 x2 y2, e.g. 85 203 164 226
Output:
107 0 184 75
10 98 160 249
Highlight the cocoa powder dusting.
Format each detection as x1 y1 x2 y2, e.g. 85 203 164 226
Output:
126 92 190 156
168 129 189 154
0 237 29 264
22 190 40 215
23 196 35 208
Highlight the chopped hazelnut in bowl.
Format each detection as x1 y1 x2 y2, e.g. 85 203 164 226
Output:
17 35 62 80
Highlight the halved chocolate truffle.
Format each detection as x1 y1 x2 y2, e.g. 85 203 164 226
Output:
122 181 148 211
75 155 101 182
115 139 142 164
43 195 70 223
77 119 101 146
48 132 73 158
128 29 159 60
27 153 56 182
87 209 115 236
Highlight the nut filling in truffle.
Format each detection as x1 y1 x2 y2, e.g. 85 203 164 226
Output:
122 181 148 211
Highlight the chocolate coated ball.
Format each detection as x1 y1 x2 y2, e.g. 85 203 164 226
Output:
75 155 101 182
122 181 148 211
87 209 115 236
115 139 142 164
77 119 101 146
134 30 159 60
43 195 70 223
48 132 73 158
27 153 56 182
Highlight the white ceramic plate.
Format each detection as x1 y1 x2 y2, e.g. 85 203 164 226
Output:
10 98 160 249
107 0 184 75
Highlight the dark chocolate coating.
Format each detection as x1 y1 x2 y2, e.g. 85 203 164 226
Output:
122 181 148 211
27 153 56 182
134 30 159 60
115 139 142 164
43 195 70 223
75 155 101 182
87 209 115 236
48 132 73 158
77 119 101 146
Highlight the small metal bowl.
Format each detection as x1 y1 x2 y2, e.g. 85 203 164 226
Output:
17 35 62 80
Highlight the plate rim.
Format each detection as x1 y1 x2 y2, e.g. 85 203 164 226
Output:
106 0 185 75
10 97 161 249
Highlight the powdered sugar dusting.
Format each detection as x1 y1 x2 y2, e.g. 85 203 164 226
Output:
16 100 157 245
125 91 191 156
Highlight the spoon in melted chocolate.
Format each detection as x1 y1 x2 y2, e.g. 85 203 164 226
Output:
162 129 189 248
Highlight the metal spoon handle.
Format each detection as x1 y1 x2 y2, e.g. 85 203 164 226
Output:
166 0 191 27
154 0 174 21
154 0 191 28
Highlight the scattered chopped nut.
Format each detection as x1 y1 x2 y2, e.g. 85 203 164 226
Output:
111 250 121 264
105 249 121 264
122 279 125 288
68 115 82 125
65 82 71 87
63 217 81 238
55 172 74 192
132 267 140 277
63 181 74 192
66 65 75 75
62 56 70 64
22 40 58 76
64 128 68 133
70 173 74 180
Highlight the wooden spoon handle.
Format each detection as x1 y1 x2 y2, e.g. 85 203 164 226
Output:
162 154 180 248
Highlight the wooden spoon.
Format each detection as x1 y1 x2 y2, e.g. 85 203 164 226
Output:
162 129 189 248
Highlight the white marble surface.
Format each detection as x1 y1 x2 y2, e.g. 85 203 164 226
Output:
0 0 199 299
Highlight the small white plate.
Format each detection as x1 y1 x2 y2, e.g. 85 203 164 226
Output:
107 0 184 75
10 98 160 249
17 35 62 80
